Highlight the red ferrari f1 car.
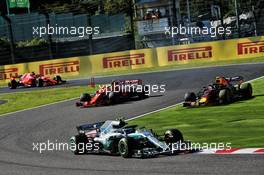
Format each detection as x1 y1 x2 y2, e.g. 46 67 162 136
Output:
183 76 253 107
8 72 66 89
76 79 149 107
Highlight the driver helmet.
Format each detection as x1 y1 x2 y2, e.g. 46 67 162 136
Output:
215 77 228 86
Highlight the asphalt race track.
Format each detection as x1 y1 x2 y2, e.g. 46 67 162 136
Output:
0 63 264 175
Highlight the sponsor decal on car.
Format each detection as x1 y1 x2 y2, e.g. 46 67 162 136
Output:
168 46 212 62
237 40 264 55
39 61 80 76
0 68 18 80
102 53 145 69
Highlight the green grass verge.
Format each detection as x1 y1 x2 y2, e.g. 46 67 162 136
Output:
129 77 264 148
0 86 97 115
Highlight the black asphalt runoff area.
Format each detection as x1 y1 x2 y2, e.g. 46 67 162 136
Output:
0 63 264 175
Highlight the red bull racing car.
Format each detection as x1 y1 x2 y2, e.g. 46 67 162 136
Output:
183 76 253 107
76 79 149 107
8 72 66 89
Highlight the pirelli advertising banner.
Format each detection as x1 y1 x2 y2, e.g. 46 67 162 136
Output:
27 57 80 78
0 64 28 82
0 36 263 84
156 36 264 66
0 48 156 83
0 58 81 84
87 48 156 74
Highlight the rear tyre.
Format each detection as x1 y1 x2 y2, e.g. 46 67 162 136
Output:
118 138 132 158
108 92 120 104
239 83 253 99
219 89 231 104
164 129 184 144
80 93 91 102
70 134 88 155
37 79 44 87
8 80 17 89
184 92 196 102
138 85 149 99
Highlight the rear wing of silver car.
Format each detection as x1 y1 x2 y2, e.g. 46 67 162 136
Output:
76 121 105 132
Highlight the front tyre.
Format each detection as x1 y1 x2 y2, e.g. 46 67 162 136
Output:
164 129 184 144
184 92 196 102
239 83 253 99
118 138 132 158
80 93 91 102
54 75 65 84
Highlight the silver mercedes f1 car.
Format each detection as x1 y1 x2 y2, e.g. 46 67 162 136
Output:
70 119 192 158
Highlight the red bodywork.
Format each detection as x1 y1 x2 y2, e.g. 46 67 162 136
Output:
82 86 111 107
37 75 59 86
8 73 65 89
16 73 58 86
76 79 145 108
18 73 37 86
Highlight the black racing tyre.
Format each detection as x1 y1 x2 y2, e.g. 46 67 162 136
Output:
108 139 119 154
8 80 17 89
70 134 88 155
138 85 149 99
118 138 132 158
218 89 231 104
54 75 64 84
31 79 37 87
108 92 120 104
239 83 253 99
184 92 196 102
164 129 184 144
80 93 91 102
56 75 62 81
37 79 44 87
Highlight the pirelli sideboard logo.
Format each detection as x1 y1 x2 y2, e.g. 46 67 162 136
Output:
103 53 145 69
168 46 212 62
39 61 80 75
0 68 18 80
237 40 264 55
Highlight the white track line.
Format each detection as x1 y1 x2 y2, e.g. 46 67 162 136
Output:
246 75 264 82
126 75 264 121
